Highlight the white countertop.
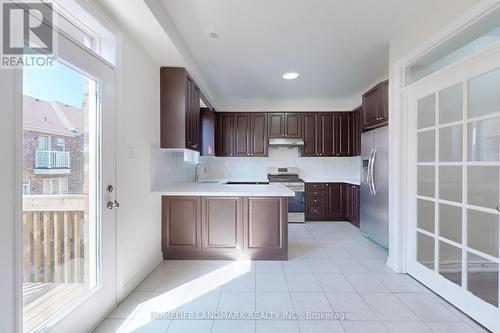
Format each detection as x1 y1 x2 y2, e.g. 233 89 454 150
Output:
303 179 361 185
152 182 295 197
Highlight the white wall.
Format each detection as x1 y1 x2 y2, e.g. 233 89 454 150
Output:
200 148 360 184
0 69 21 333
115 32 163 301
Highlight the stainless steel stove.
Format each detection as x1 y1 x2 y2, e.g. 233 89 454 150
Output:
267 167 305 223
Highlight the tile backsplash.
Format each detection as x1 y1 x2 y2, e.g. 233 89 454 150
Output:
151 146 361 188
199 147 361 183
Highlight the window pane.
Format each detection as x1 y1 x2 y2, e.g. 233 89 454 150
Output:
439 84 463 124
439 203 462 243
417 232 435 270
23 60 98 331
418 94 435 129
418 130 435 162
469 68 500 119
467 209 499 258
467 166 499 209
439 241 462 286
418 199 435 233
418 166 435 197
439 125 463 162
467 252 498 307
439 166 462 203
468 116 500 162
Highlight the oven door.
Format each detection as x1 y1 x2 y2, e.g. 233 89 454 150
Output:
288 190 305 223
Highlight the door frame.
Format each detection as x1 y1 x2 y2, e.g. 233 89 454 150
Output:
405 43 500 332
14 22 118 333
387 0 500 274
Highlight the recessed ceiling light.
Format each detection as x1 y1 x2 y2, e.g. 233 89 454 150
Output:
282 72 300 80
209 32 218 39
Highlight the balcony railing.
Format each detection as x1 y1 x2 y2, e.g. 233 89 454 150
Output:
35 150 70 169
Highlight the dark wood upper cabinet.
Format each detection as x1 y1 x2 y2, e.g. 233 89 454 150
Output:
362 80 389 131
234 113 251 157
337 113 351 156
302 114 317 157
216 113 268 157
268 113 302 138
250 113 268 157
215 113 234 156
318 114 335 157
201 108 215 156
284 113 302 138
160 67 201 151
268 113 285 138
349 108 362 156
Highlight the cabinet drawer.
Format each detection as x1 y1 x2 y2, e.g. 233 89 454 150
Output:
306 190 326 197
306 197 325 205
306 205 324 217
306 183 325 190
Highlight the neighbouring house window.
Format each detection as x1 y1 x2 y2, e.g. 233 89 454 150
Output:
56 138 66 151
22 182 31 195
38 136 51 150
42 177 68 195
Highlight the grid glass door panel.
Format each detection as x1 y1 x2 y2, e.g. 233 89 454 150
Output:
415 68 500 311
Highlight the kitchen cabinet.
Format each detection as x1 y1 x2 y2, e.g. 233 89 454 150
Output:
303 113 335 157
345 184 360 227
160 67 201 151
162 196 201 257
216 113 268 157
202 197 243 254
250 113 268 157
201 108 215 156
302 114 318 156
268 113 302 138
162 196 288 260
337 113 350 156
234 113 251 156
362 80 389 131
350 108 362 156
215 113 234 156
305 182 359 225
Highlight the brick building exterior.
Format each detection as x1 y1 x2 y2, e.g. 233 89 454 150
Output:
23 96 85 195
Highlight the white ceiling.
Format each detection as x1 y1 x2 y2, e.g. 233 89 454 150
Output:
99 0 464 111
158 0 443 110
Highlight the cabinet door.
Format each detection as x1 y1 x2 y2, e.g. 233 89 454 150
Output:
244 197 287 259
318 114 334 157
353 186 360 228
162 196 201 257
268 113 285 138
216 113 234 156
284 113 302 138
302 114 317 156
234 113 251 157
202 197 242 253
378 80 389 123
326 183 344 218
337 113 351 156
250 113 268 157
185 77 194 149
362 86 380 129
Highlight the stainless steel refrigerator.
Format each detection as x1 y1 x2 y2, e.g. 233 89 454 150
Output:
360 126 389 248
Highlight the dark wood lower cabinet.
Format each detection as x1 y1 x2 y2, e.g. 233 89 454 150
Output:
162 196 288 260
305 182 360 227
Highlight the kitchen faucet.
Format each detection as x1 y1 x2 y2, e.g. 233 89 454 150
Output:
194 162 206 183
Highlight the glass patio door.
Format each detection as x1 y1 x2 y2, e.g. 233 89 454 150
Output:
22 29 116 332
406 45 500 332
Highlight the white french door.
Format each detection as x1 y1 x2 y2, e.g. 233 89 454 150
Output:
406 44 500 332
22 29 117 332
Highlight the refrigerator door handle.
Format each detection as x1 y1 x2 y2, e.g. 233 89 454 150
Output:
367 147 374 195
370 148 377 195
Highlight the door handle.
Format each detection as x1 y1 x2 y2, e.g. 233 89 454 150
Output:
367 148 374 195
497 204 500 212
370 148 377 195
106 200 120 210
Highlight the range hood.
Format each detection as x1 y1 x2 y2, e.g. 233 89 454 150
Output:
268 138 305 146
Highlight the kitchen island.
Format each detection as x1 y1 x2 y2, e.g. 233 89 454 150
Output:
154 183 294 260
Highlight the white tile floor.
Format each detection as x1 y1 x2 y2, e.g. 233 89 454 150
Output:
93 222 488 333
